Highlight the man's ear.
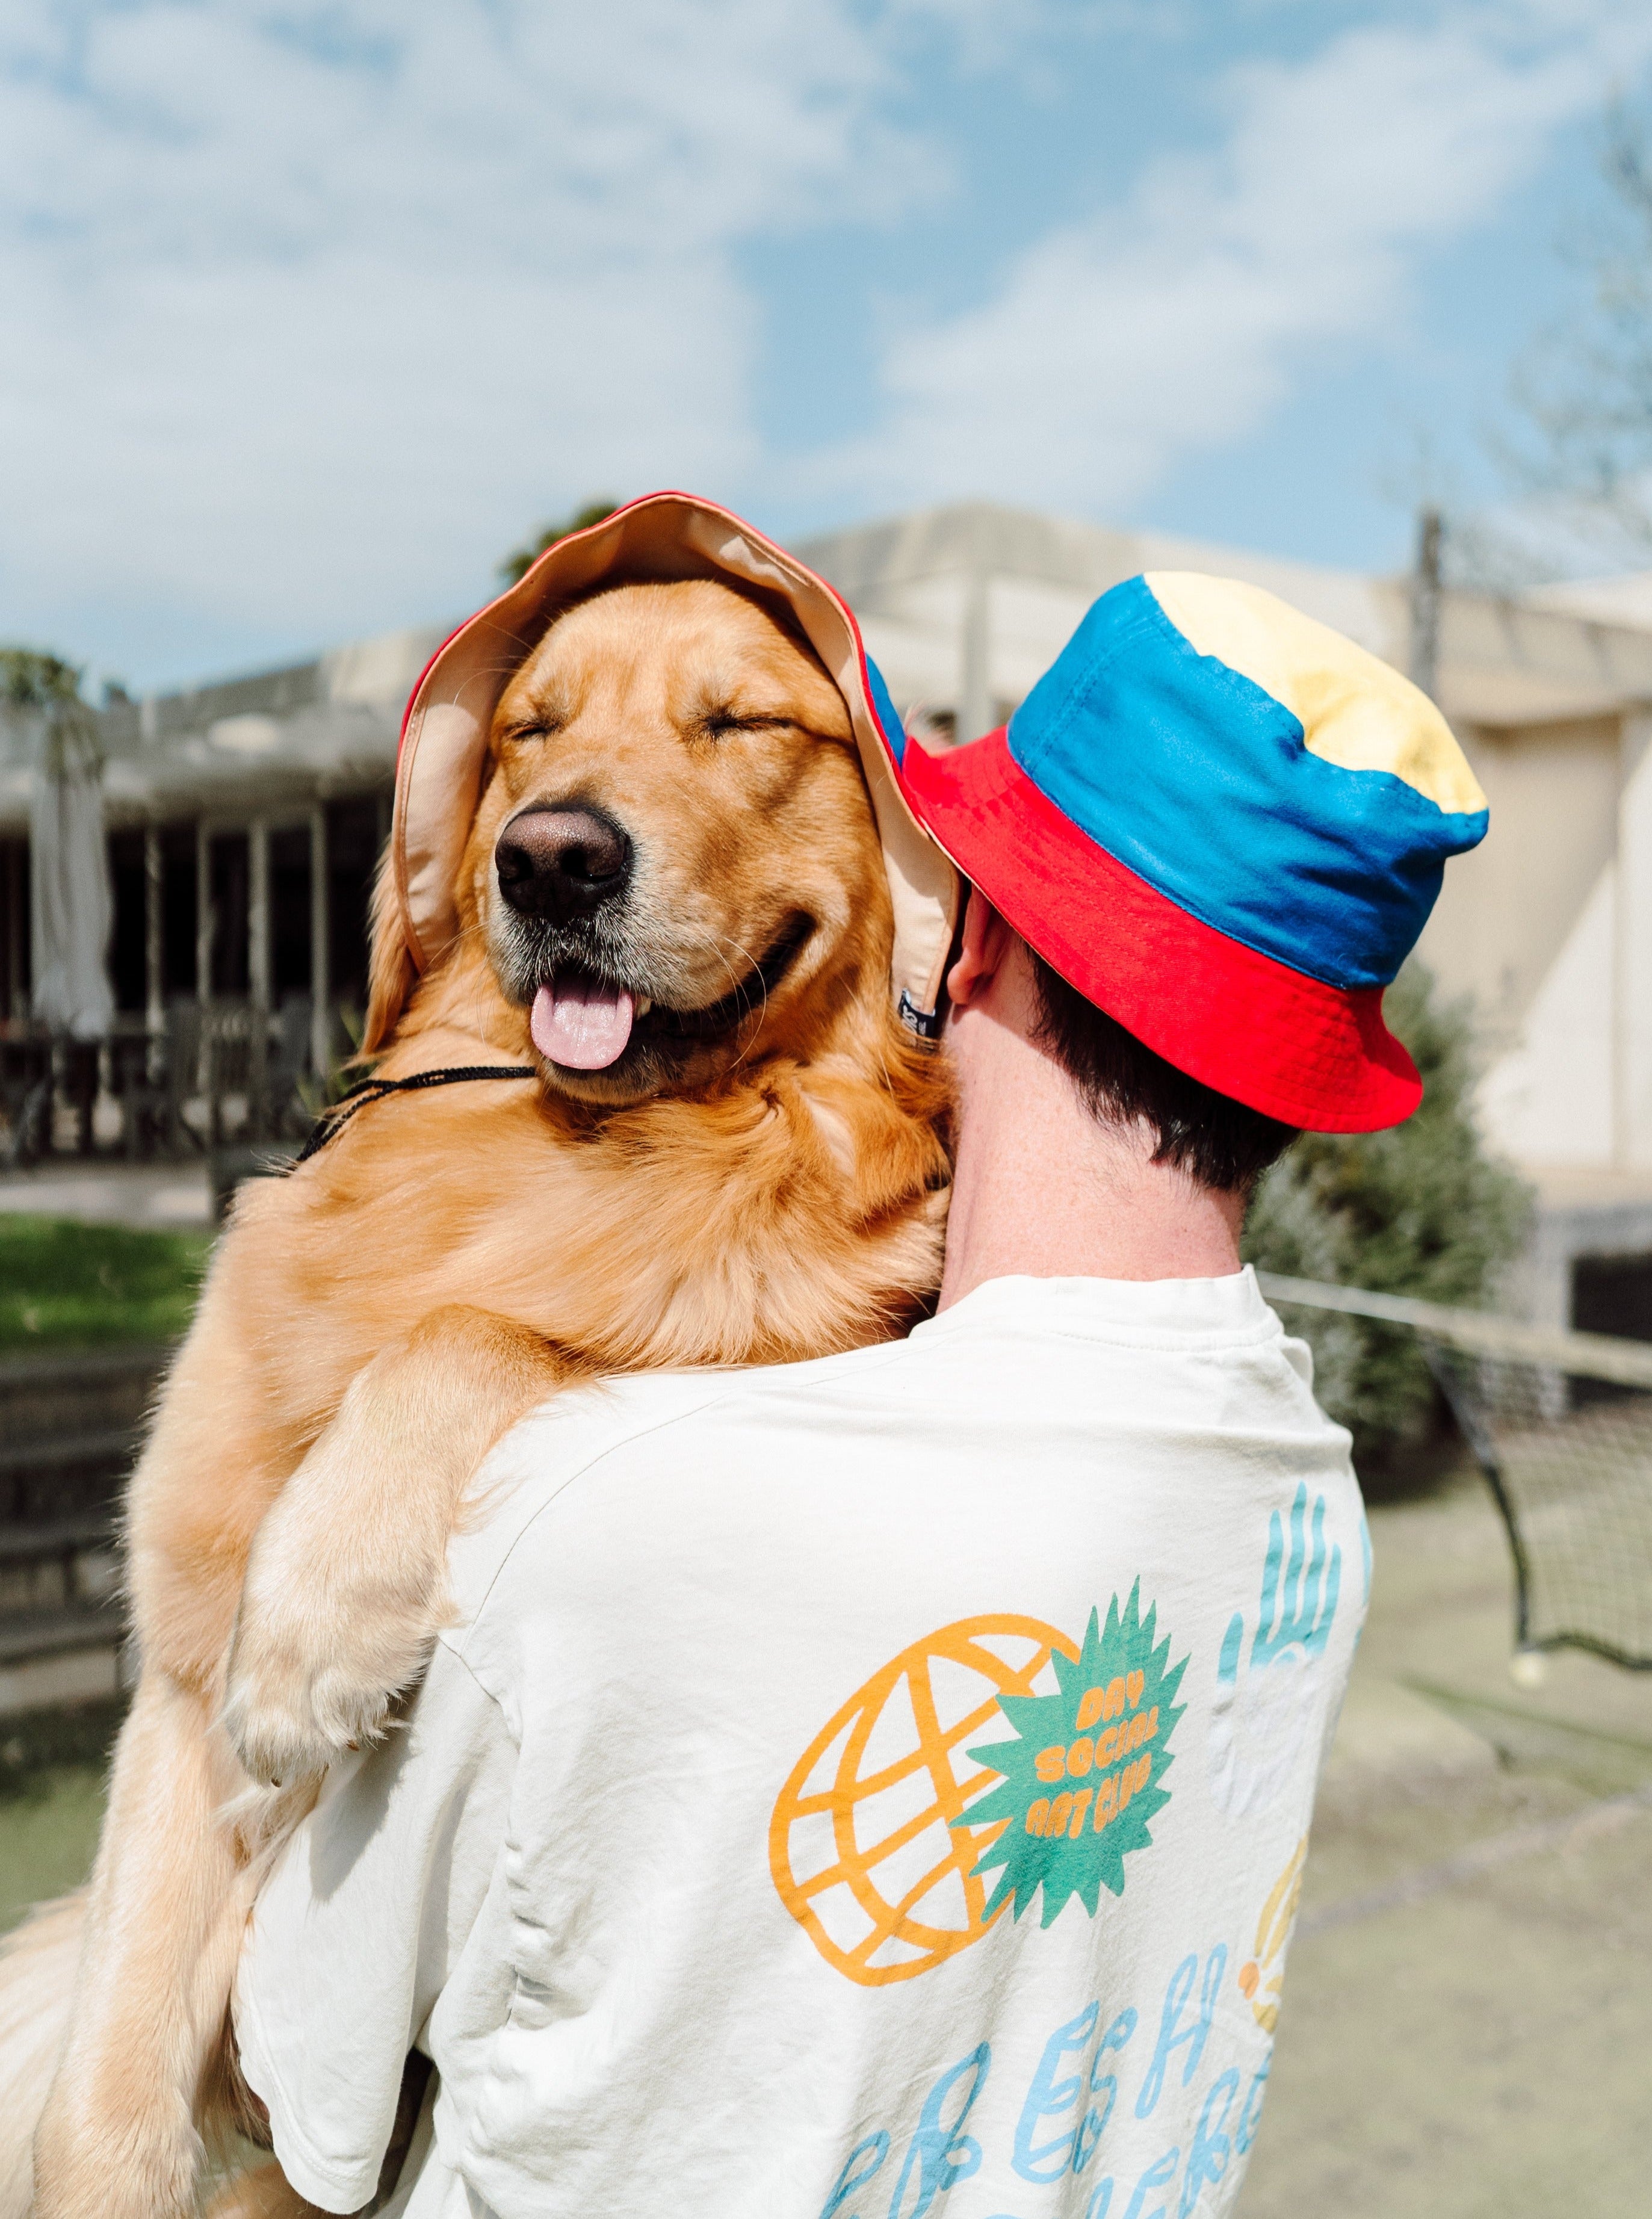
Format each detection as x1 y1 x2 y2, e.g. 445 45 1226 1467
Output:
945 888 1015 1010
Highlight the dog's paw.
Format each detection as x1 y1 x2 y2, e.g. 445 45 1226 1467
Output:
222 1636 386 1789
223 1566 441 1788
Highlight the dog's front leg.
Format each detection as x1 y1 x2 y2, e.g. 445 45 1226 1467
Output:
223 1306 580 1788
34 1670 262 2219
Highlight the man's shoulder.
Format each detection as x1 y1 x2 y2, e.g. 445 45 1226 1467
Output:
457 1272 1287 1530
442 1339 917 1635
486 1330 917 1491
441 1269 1317 1645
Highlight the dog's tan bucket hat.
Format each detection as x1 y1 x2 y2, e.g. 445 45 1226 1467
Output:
387 490 961 1039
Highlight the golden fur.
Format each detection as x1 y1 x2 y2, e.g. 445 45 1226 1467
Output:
3 580 950 2217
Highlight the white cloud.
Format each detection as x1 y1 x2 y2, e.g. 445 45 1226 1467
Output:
0 0 942 675
815 0 1652 514
5 0 1651 685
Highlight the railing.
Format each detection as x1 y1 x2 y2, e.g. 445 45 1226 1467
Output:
0 1000 332 1166
0 1342 173 1712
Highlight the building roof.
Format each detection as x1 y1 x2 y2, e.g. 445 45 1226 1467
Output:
5 500 1651 836
1526 572 1652 631
796 501 1396 730
797 501 1652 734
1 622 448 832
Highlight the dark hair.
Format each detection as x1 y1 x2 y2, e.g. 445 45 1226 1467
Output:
1028 951 1298 1195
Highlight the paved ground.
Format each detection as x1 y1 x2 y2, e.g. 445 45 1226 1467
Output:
1 1464 1647 2211
0 1163 211 1228
1243 1471 1652 2218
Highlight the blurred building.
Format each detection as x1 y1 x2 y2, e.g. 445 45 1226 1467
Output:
4 500 1651 1329
0 626 442 1081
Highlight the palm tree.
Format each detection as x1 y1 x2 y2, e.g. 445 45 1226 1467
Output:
1 648 84 712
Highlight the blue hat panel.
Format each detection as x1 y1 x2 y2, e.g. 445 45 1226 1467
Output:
1007 576 1488 991
865 657 907 769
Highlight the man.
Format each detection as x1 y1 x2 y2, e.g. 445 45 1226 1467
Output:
232 568 1486 2218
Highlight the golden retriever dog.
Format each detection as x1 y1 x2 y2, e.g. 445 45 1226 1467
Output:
0 496 958 2218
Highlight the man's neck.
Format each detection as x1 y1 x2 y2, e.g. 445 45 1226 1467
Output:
936 964 1245 1314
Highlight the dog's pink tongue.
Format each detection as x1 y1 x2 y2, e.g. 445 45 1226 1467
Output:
530 979 635 1069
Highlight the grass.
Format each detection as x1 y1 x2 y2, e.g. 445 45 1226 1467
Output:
0 1771 107 1934
0 1700 124 1936
0 1215 212 1352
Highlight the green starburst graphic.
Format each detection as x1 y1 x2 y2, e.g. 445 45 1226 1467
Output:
957 1583 1188 1928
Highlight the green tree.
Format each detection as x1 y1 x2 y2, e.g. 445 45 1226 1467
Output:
1244 963 1532 1472
0 647 84 711
498 500 619 586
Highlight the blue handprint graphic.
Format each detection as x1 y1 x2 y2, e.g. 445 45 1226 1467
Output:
1208 1485 1342 1819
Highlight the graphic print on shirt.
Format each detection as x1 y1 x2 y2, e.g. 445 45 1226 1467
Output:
1235 1836 1305 2034
813 1931 1276 2219
770 1585 1187 1987
1206 1484 1341 1819
964 1585 1189 1929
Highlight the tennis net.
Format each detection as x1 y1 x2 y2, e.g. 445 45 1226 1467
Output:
1257 1272 1652 1673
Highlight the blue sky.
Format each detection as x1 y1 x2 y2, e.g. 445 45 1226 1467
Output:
2 0 1648 692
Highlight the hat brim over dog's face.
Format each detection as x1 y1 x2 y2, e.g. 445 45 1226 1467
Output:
388 491 960 1039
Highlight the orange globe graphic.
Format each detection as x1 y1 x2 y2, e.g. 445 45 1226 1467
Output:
770 1614 1077 1987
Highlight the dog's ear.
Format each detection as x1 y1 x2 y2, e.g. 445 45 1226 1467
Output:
362 841 419 1054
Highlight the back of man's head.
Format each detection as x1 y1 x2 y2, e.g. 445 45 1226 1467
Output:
1026 946 1296 1197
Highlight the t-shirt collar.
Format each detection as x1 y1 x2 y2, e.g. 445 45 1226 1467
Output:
915 1266 1277 1347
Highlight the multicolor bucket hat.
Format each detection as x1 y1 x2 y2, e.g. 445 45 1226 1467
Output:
892 571 1489 1131
382 491 960 1044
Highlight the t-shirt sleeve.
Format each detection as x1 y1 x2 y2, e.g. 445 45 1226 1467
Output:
232 1638 515 2216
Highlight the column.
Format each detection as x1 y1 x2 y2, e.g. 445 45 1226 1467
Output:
194 819 214 1144
309 804 330 1080
958 569 992 747
5 842 21 1019
144 825 164 1044
249 817 270 1139
195 820 211 1007
1615 711 1652 1169
1408 507 1443 700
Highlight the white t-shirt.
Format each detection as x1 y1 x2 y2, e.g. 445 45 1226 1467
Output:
235 1271 1366 2219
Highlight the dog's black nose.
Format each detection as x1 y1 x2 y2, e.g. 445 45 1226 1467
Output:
495 807 633 921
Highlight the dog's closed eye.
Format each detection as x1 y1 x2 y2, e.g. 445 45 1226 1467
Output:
699 705 796 740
